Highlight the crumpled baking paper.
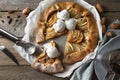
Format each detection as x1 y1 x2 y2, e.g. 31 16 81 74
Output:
14 0 103 79
70 19 120 80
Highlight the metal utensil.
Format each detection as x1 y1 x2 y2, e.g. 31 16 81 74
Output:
0 28 36 54
94 36 120 80
0 45 19 65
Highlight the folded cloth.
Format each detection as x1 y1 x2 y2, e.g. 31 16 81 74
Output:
70 55 94 80
70 19 120 80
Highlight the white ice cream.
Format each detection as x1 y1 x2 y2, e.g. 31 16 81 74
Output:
53 19 66 32
46 46 60 58
44 43 60 58
65 18 77 30
57 9 70 20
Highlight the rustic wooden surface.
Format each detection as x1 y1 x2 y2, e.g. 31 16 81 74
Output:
0 0 120 80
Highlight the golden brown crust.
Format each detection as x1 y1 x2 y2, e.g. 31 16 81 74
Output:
35 2 98 64
62 2 98 64
31 41 64 74
35 2 71 43
31 53 64 73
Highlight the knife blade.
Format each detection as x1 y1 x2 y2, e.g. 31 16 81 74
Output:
0 45 19 65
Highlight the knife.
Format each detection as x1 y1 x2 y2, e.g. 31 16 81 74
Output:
0 45 19 65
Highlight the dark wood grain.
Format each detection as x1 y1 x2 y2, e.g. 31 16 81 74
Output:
0 66 68 80
0 0 40 11
103 12 120 23
0 12 26 37
85 0 120 12
0 0 120 80
0 0 119 11
0 38 29 65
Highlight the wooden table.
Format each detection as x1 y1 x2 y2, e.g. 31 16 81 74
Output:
0 0 120 80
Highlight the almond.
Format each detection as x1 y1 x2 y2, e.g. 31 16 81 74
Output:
110 23 120 29
102 25 106 34
96 3 104 13
106 31 115 38
22 7 31 16
101 17 106 25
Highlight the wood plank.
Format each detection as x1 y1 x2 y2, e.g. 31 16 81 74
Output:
0 0 119 80
85 0 120 12
0 38 29 65
0 66 68 80
103 12 120 26
0 0 119 11
0 12 26 37
0 0 40 11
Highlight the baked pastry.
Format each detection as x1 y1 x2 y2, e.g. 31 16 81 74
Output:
35 1 98 65
63 2 98 64
35 2 69 43
31 41 64 73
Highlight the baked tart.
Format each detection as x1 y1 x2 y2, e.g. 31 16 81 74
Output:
31 41 64 73
35 1 98 65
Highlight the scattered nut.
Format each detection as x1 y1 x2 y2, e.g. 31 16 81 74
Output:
96 3 104 13
22 7 31 16
110 23 120 29
101 17 106 25
1 20 4 23
8 10 15 14
8 18 13 24
106 31 115 38
102 25 106 34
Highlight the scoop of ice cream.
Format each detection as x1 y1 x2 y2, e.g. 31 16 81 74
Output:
44 43 60 58
46 46 60 58
57 9 70 20
65 18 77 30
53 19 66 32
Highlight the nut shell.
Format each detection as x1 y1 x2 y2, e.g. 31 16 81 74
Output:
110 23 120 29
22 7 32 16
96 3 104 13
106 31 114 38
101 17 106 25
102 25 106 34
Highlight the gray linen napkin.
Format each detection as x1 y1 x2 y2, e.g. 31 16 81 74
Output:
70 19 120 80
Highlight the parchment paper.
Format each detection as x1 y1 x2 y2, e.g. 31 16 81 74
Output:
14 0 103 78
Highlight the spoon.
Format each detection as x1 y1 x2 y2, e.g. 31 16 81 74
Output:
0 28 37 54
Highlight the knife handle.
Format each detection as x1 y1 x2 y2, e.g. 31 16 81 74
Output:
0 28 20 43
2 47 19 65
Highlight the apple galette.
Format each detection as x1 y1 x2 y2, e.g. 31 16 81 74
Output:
32 1 98 73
